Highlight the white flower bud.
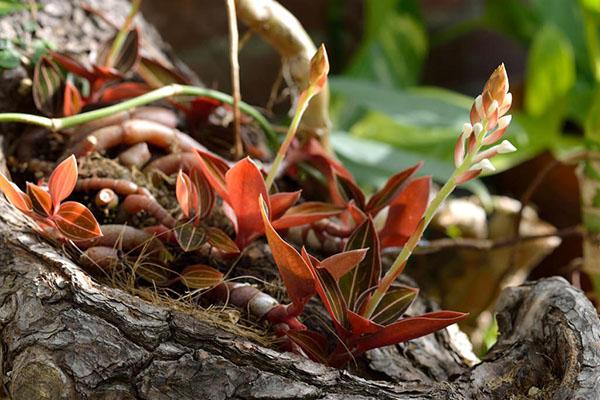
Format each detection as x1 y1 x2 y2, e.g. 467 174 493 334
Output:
487 100 499 117
470 158 495 173
497 115 512 130
495 140 517 154
475 95 485 120
462 123 473 136
473 122 484 137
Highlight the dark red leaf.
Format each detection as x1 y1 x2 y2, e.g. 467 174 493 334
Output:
135 262 171 285
269 191 301 220
190 169 215 220
50 52 95 81
286 330 329 364
225 158 269 248
303 247 348 332
180 264 223 289
371 286 419 326
354 311 468 353
33 56 64 117
48 155 78 210
260 196 314 310
319 249 368 280
333 173 366 209
338 219 381 311
193 149 230 201
365 162 423 216
0 173 32 214
271 202 344 230
26 183 52 218
380 176 430 248
98 28 140 74
176 171 196 219
206 227 239 254
53 201 103 240
98 82 150 103
346 310 381 335
62 80 82 116
136 56 191 88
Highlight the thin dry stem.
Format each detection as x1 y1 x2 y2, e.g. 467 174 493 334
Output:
226 0 243 159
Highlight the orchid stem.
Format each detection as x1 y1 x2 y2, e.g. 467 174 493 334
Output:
265 89 314 190
225 0 243 159
363 127 485 318
0 84 277 146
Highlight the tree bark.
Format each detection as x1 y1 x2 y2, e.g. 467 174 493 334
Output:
1 1 600 399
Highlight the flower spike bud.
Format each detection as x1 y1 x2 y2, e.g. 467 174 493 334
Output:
473 122 484 138
470 158 495 173
454 123 474 167
499 92 512 116
473 95 485 123
483 63 509 106
483 115 512 145
309 44 329 92
473 140 517 163
456 169 482 185
495 139 517 154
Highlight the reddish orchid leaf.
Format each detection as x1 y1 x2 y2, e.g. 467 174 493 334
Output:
53 201 103 240
62 80 82 116
355 311 468 353
346 310 382 335
286 330 329 364
365 162 423 216
303 247 348 332
334 173 366 209
319 249 368 281
271 202 344 230
380 177 431 248
339 219 381 311
26 183 52 218
33 56 64 117
190 169 215 220
176 171 196 219
98 82 150 103
260 196 314 309
48 155 78 210
50 52 95 81
269 191 301 220
371 286 419 326
0 173 32 213
180 264 223 289
225 158 269 248
206 227 239 254
193 149 230 201
136 56 191 88
174 221 207 252
98 28 140 74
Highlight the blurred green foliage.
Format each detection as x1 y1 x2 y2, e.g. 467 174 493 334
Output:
329 0 600 191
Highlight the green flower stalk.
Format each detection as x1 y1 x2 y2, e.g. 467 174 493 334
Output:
363 64 516 318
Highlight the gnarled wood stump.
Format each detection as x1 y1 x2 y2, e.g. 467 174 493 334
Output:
1 1 599 398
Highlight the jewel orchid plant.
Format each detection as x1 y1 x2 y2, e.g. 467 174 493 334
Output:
252 64 515 367
0 155 103 241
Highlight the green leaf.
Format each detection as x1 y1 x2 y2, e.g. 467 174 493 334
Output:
0 0 29 16
345 13 427 88
371 286 418 326
525 25 576 116
0 47 19 69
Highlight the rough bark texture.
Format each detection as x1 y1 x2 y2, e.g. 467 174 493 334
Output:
1 1 600 399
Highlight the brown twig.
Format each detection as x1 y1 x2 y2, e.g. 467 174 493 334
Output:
225 0 243 159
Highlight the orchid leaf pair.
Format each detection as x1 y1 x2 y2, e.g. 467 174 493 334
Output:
174 168 238 254
193 149 343 249
0 155 103 241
